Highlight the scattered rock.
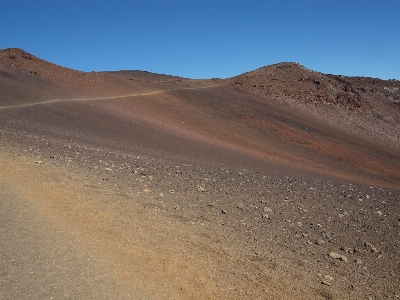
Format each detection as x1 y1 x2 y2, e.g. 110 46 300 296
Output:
263 207 272 212
322 231 332 240
197 186 206 192
329 252 342 259
329 252 347 262
237 202 245 210
321 280 331 286
364 242 378 252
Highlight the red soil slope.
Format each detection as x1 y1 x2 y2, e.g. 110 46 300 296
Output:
1 48 399 188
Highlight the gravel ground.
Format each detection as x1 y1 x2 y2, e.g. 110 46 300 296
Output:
1 129 399 299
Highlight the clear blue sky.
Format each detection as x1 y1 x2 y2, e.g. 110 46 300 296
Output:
1 0 399 79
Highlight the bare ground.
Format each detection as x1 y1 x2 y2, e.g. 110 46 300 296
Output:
0 48 399 299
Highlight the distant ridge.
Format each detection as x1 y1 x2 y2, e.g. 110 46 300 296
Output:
231 62 387 111
0 48 82 76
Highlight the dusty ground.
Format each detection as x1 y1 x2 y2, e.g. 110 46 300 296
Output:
0 48 399 299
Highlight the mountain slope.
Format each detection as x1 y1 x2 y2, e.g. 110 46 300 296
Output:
229 62 400 150
1 48 399 187
1 48 400 299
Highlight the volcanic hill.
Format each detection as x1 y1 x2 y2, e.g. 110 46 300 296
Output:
0 48 399 299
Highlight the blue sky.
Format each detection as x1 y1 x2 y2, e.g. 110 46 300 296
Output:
1 0 399 79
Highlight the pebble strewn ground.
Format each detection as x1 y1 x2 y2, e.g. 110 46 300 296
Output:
1 128 399 299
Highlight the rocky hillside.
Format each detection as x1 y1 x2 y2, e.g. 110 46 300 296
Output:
229 62 400 149
229 62 400 111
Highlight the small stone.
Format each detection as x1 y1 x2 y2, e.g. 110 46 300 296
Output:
197 186 206 192
263 207 272 212
143 188 151 193
321 280 331 286
237 202 245 210
297 222 303 227
356 259 362 264
222 209 227 214
316 239 325 246
376 210 382 216
329 252 347 262
324 275 334 281
263 213 269 219
364 242 378 252
329 252 342 259
321 231 332 240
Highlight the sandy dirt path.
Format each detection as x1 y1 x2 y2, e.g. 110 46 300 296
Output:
0 151 300 299
0 85 218 110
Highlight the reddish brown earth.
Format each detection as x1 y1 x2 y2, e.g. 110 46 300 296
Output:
0 48 399 299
